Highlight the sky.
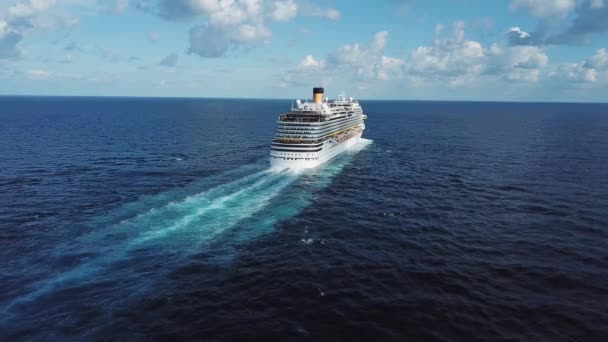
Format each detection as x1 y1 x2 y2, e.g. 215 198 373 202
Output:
0 0 607 101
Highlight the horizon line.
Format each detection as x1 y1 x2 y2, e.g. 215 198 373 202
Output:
1 94 607 105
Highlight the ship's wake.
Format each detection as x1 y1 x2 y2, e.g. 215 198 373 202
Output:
0 139 373 327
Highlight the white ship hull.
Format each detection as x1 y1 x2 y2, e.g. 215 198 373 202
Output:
270 132 362 170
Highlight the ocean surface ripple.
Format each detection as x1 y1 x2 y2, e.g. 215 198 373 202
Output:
1 97 607 340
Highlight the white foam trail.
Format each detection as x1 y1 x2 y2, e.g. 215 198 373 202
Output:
1 169 292 310
132 170 292 244
90 162 266 227
1 139 374 314
127 170 271 242
204 138 374 247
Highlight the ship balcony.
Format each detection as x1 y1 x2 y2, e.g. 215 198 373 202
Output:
278 117 323 123
277 112 326 123
272 137 325 144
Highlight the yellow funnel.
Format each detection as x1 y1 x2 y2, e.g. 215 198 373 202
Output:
313 87 324 103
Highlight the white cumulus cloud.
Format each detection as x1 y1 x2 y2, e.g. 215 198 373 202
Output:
271 0 296 22
551 48 608 83
509 27 530 39
283 31 405 86
553 63 598 82
298 54 323 70
153 0 338 58
406 21 549 85
282 20 557 92
591 0 605 9
407 22 484 78
7 0 56 18
297 1 340 20
0 0 63 59
0 0 77 49
584 47 608 68
509 0 576 17
183 0 271 57
507 27 537 46
0 20 9 38
373 56 405 81
370 31 388 51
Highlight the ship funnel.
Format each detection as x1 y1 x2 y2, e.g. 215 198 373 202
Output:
313 87 324 104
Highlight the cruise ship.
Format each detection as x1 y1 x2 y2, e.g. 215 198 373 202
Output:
270 87 367 170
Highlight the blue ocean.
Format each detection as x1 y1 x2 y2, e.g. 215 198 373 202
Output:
1 96 607 340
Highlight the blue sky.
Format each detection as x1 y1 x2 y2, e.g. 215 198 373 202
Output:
0 0 607 101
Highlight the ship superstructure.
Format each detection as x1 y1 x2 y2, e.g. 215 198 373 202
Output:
270 87 367 169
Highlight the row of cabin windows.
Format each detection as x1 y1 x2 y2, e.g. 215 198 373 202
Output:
271 156 319 161
276 126 363 138
278 119 363 132
276 152 315 157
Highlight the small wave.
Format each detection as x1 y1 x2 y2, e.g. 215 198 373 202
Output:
300 238 326 246
497 185 529 193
